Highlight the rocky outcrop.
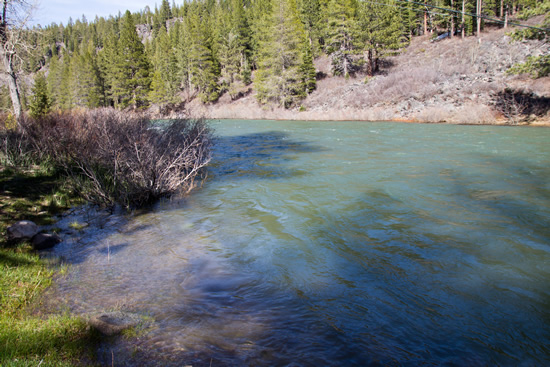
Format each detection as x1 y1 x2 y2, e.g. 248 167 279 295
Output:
31 233 62 250
5 220 63 250
7 220 39 243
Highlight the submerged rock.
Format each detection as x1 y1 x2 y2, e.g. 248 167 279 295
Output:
7 220 39 243
89 312 142 336
31 233 62 250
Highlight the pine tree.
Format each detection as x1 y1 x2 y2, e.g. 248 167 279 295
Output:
69 41 104 108
215 0 251 99
58 54 73 109
187 4 219 103
175 18 194 101
111 11 152 109
255 0 310 108
357 0 404 76
29 72 52 118
300 43 317 94
160 0 172 27
325 0 360 77
46 54 62 108
150 26 179 104
298 0 324 53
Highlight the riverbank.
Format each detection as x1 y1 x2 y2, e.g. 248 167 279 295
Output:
0 164 98 365
176 23 549 126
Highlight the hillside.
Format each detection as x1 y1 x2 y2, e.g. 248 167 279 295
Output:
1 1 548 125
186 21 550 125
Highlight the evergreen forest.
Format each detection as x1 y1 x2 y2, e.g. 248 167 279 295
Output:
1 0 548 114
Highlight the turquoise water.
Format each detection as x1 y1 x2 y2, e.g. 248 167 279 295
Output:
52 120 550 365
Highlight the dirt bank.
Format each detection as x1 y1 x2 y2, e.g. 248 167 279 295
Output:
181 23 549 126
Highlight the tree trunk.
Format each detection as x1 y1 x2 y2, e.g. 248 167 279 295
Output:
0 45 22 118
367 49 374 77
476 0 482 37
504 6 508 28
1 0 23 119
450 0 454 38
462 0 465 39
423 8 428 35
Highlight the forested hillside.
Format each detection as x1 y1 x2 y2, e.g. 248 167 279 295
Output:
0 0 548 122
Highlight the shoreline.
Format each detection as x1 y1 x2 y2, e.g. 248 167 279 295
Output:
164 104 550 127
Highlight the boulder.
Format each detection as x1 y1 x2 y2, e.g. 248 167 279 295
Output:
7 220 39 243
31 233 62 250
89 312 141 336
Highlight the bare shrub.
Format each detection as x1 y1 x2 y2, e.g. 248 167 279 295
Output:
494 89 550 124
414 105 454 123
363 67 442 105
19 109 213 208
0 115 39 166
451 104 497 124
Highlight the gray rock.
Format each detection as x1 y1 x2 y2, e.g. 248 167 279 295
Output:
7 220 39 243
31 233 62 250
89 312 141 336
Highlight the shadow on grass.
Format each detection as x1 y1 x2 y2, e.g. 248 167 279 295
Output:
0 167 77 236
0 316 100 365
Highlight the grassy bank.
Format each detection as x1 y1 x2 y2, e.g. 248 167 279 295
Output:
0 165 98 366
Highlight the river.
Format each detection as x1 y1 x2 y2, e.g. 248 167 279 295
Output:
49 120 550 366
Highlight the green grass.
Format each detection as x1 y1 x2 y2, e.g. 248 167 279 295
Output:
0 164 98 366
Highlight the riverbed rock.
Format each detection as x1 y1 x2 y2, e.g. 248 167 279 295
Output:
7 220 39 243
31 233 62 250
89 312 141 336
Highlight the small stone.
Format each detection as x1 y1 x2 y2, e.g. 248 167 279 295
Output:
31 233 62 250
7 220 39 243
89 312 141 336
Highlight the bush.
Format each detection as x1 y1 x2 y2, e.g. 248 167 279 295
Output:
507 55 550 78
0 116 38 166
18 109 213 208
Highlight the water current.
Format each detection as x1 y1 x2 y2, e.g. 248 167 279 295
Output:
48 120 550 366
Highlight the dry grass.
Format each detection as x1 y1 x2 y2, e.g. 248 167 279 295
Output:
182 25 549 125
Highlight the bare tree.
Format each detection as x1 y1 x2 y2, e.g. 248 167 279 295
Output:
0 0 34 119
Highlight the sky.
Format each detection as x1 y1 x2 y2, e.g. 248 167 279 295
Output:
32 0 156 26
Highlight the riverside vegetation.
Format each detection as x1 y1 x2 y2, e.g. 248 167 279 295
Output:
0 164 99 366
0 0 548 365
0 0 548 124
0 109 213 365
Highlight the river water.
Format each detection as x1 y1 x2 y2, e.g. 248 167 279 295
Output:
49 120 550 366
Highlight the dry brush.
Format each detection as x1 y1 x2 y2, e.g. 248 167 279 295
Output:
11 109 213 208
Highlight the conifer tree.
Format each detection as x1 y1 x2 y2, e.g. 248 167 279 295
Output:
187 4 219 103
215 0 252 98
58 54 73 109
175 18 194 101
150 26 179 104
46 54 62 108
110 11 152 109
325 0 360 77
69 41 103 108
358 0 404 76
160 0 172 26
300 43 317 94
255 0 311 108
298 0 324 53
97 28 119 107
29 72 52 118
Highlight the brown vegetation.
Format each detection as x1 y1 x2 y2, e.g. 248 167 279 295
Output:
184 26 549 125
1 109 213 208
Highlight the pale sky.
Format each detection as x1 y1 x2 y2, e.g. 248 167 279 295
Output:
33 0 158 26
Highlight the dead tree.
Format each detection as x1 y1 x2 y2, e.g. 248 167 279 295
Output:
0 0 34 120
